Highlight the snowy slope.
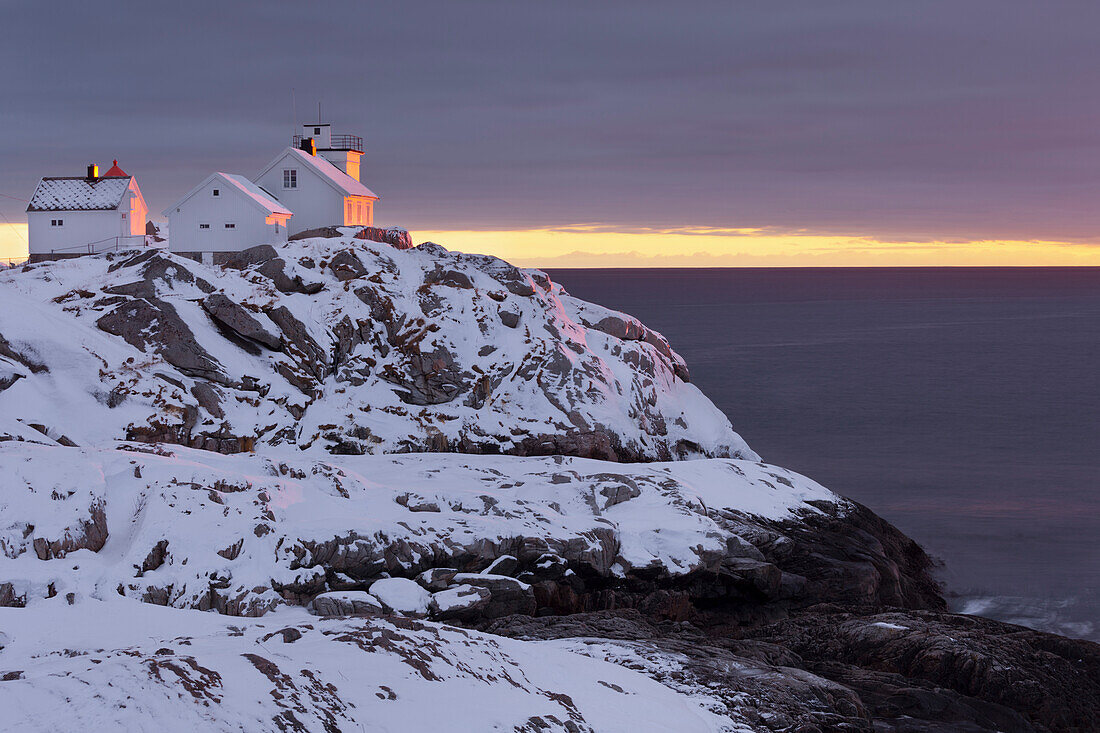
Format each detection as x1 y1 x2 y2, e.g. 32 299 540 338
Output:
0 600 743 732
0 442 838 616
0 238 755 462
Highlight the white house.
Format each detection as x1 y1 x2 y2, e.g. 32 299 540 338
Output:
254 140 378 236
26 163 148 262
164 172 292 263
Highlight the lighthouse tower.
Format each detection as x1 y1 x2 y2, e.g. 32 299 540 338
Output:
294 121 364 181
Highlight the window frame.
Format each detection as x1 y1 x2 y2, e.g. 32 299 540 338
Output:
282 169 297 189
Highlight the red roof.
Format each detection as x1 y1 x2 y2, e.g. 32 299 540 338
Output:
104 159 127 177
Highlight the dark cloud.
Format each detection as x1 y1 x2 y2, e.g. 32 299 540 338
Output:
2 0 1098 241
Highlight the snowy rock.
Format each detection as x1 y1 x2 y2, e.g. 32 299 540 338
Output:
430 584 492 621
451 574 536 618
483 554 519 577
0 238 754 461
369 577 432 617
201 293 282 351
0 443 882 618
417 567 459 591
309 591 384 616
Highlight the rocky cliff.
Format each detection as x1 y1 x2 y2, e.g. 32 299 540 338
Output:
0 237 752 461
0 239 1096 732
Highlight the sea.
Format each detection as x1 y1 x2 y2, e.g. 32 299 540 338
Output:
546 267 1100 641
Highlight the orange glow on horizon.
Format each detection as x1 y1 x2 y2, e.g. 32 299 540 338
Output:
4 222 1100 268
414 228 1100 268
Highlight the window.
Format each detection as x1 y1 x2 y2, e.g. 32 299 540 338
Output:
283 169 297 188
50 218 63 227
199 223 210 229
212 188 220 197
121 213 126 219
314 127 321 135
224 223 235 229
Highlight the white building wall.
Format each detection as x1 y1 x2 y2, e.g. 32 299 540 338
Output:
27 209 135 255
255 156 346 236
123 179 148 236
167 178 288 253
318 150 362 181
302 123 331 148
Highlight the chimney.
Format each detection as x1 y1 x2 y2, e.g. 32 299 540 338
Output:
299 137 316 156
86 163 99 181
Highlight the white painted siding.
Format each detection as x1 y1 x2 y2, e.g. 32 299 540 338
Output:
167 177 288 253
318 150 362 181
123 179 148 236
27 210 140 255
303 123 331 148
255 155 345 235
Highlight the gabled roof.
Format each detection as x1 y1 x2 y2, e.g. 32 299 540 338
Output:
162 172 293 218
27 176 132 212
257 147 379 199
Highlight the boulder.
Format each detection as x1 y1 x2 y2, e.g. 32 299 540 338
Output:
451 573 536 618
355 226 414 250
417 568 459 591
222 244 278 270
308 591 383 617
202 294 282 351
430 584 492 621
368 578 432 617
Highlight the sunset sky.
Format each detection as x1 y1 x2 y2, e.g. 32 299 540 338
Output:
3 1 1100 266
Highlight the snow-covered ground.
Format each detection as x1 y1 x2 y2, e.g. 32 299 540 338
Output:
0 440 841 731
0 442 838 616
0 599 745 732
0 237 841 730
0 237 754 461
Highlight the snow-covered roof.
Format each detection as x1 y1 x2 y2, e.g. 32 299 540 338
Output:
26 176 132 212
259 147 379 199
220 174 292 216
161 172 293 218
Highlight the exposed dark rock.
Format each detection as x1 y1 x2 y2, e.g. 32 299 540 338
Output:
382 346 468 405
256 258 323 295
289 227 345 241
449 574 536 618
0 333 48 374
0 582 25 608
430 584 492 621
97 299 226 383
31 500 108 560
202 294 282 351
265 306 328 380
746 610 1100 733
424 268 474 289
327 250 368 281
222 244 278 270
355 226 414 249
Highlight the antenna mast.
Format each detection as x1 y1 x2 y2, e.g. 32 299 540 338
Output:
291 88 297 135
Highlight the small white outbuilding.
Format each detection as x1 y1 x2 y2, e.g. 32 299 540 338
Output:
26 164 148 262
164 172 292 263
253 146 378 236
